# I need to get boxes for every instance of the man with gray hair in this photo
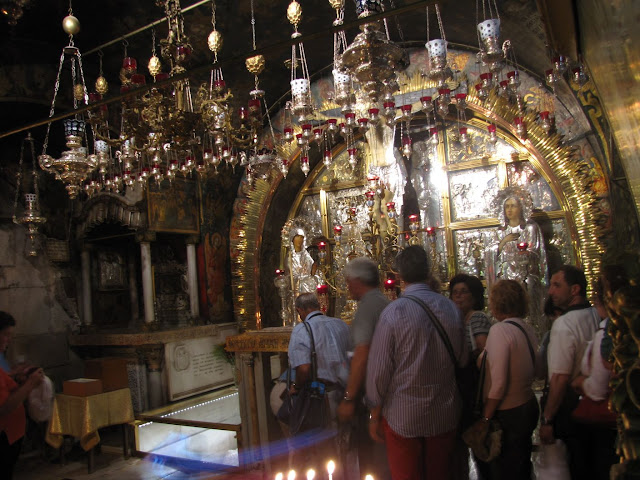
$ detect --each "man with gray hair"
[337,257,390,478]
[287,293,351,472]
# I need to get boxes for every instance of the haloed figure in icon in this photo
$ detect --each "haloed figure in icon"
[486,187,548,337]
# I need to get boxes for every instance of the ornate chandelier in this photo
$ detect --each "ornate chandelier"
[32,0,575,203]
[38,8,96,199]
[339,0,408,106]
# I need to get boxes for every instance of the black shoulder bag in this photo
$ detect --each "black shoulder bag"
[404,295,477,429]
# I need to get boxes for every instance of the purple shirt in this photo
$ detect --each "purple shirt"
[366,283,468,437]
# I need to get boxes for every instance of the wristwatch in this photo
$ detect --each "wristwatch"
[343,391,354,402]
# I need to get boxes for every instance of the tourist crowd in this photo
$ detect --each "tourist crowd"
[281,245,628,480]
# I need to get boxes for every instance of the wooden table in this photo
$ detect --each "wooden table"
[46,388,134,473]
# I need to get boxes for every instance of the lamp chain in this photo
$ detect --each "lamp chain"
[250,0,256,51]
[12,137,25,219]
[436,4,445,43]
[98,50,104,76]
[41,50,66,155]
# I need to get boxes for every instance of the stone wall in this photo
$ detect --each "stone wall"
[0,223,84,389]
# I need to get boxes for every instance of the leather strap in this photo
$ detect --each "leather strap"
[504,320,535,366]
[403,295,460,369]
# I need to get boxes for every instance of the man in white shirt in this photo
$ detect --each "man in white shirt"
[540,265,604,478]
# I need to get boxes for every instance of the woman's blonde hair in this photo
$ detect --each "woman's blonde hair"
[489,279,529,318]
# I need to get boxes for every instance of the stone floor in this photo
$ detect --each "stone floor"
[12,425,262,480]
[13,448,261,480]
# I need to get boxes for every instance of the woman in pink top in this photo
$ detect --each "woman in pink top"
[479,280,541,480]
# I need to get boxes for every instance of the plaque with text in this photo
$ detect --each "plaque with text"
[165,336,234,401]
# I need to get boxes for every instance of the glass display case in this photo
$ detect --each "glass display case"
[134,387,241,469]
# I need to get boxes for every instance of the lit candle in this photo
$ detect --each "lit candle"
[327,460,335,480]
[334,225,342,235]
[384,278,395,290]
[288,470,296,480]
[306,469,315,480]
[275,474,283,480]
[517,242,529,252]
[426,227,436,237]
[365,475,374,480]
[317,284,329,295]
[318,241,326,251]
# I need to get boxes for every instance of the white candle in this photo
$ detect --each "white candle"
[327,460,335,480]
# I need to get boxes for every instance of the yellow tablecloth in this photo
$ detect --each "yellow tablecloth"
[46,388,134,451]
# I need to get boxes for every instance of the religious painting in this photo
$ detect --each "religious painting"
[200,171,241,323]
[147,177,200,234]
[97,250,127,290]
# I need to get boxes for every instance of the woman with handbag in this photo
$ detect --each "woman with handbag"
[449,274,493,480]
[478,280,541,480]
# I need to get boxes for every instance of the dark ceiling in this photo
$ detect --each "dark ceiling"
[0,0,574,237]
[0,0,557,135]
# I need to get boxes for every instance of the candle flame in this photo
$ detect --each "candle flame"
[365,475,374,480]
[287,470,296,480]
[275,474,283,480]
[327,460,335,474]
[306,469,315,480]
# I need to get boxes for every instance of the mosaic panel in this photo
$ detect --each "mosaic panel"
[445,124,517,165]
[507,161,560,211]
[448,165,500,221]
[453,227,500,278]
[544,217,576,274]
[296,194,322,232]
[326,187,369,237]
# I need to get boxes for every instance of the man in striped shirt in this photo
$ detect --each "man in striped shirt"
[366,246,468,480]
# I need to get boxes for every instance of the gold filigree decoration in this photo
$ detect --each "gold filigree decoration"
[230,169,283,331]
[464,88,605,289]
[231,56,608,330]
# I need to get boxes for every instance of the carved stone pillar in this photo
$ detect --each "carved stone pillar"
[137,231,156,326]
[185,235,200,321]
[80,247,93,327]
[140,345,165,409]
